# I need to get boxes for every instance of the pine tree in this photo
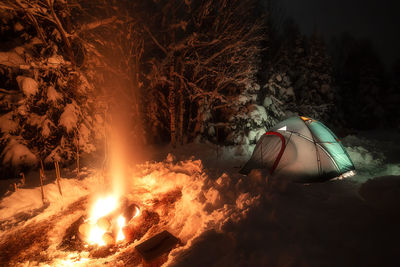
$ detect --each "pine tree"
[333,36,386,129]
[0,0,118,174]
[296,32,336,122]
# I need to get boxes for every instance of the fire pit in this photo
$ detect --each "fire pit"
[78,196,140,246]
[58,196,160,257]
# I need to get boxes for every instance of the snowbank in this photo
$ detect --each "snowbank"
[1,137,37,168]
[1,132,399,266]
[342,134,400,181]
[0,112,18,133]
[0,155,262,266]
[16,76,39,97]
[0,51,25,67]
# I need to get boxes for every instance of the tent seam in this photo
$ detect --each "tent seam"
[287,130,341,173]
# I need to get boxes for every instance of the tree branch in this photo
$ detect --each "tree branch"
[143,25,168,55]
[76,16,118,33]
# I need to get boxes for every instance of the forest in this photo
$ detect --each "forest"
[0,0,399,175]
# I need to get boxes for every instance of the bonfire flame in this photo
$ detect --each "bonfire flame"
[80,195,140,246]
[80,115,142,247]
[116,215,126,242]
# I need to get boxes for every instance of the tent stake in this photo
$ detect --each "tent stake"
[39,169,45,205]
[55,161,63,196]
[74,132,80,177]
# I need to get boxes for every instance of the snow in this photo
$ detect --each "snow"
[0,132,399,266]
[41,119,54,137]
[262,96,273,107]
[1,137,37,167]
[78,124,96,153]
[14,22,24,32]
[59,103,79,132]
[25,114,54,137]
[342,133,400,180]
[47,86,62,102]
[16,76,39,97]
[48,55,65,66]
[0,112,18,133]
[248,127,265,143]
[0,51,25,67]
[247,104,267,126]
[44,146,63,164]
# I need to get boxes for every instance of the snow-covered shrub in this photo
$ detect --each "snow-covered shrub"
[1,137,37,168]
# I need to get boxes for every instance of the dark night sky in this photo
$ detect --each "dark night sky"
[279,0,400,68]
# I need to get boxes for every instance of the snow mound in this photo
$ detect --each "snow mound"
[342,134,400,180]
[0,174,98,222]
[16,76,39,97]
[346,145,383,171]
[0,137,37,168]
[128,157,261,248]
[0,156,262,266]
[0,51,25,67]
[0,112,18,133]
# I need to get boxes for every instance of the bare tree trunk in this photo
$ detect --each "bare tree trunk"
[178,80,185,145]
[169,65,177,147]
[134,40,144,127]
[178,59,185,145]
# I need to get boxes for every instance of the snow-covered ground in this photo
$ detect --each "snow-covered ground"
[0,131,399,266]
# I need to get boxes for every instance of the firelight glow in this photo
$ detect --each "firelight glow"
[116,215,126,242]
[89,196,118,223]
[87,225,106,246]
[86,195,119,246]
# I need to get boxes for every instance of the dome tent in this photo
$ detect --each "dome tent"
[240,116,355,182]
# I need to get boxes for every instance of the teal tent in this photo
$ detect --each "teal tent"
[240,116,355,182]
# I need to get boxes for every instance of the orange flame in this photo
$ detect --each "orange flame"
[116,215,126,242]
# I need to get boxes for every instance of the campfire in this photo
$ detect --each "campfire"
[78,196,140,246]
[58,187,180,263]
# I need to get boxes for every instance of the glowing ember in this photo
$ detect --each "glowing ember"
[133,205,140,218]
[116,215,126,242]
[87,225,106,246]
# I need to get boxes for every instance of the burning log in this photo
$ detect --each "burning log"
[78,222,90,238]
[97,217,111,231]
[102,233,115,246]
